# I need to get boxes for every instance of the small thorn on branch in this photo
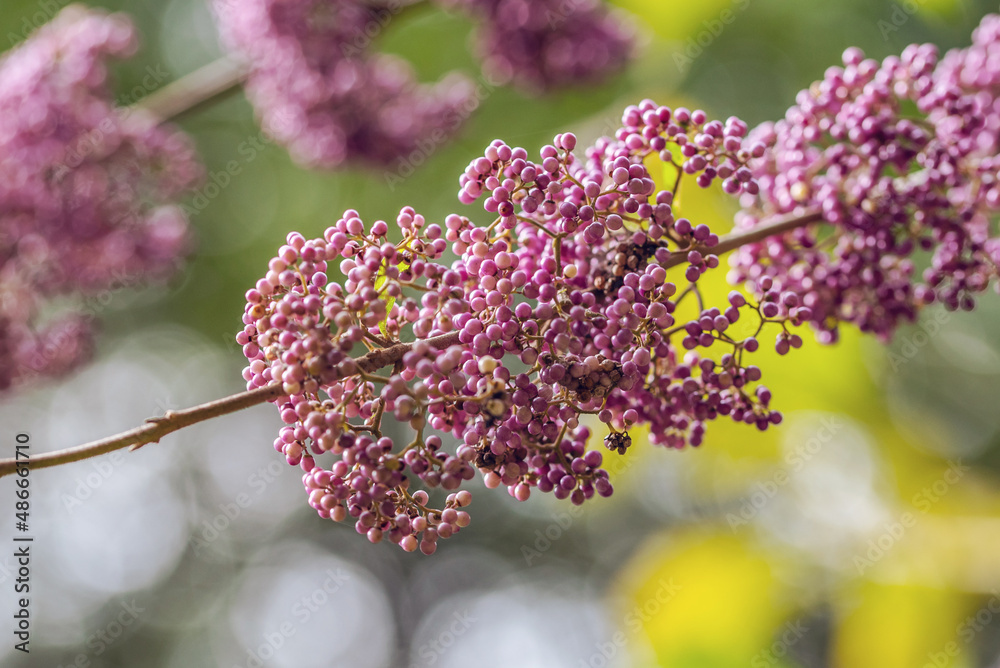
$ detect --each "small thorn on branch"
[145,412,174,425]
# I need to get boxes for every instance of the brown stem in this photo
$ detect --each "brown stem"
[135,56,250,122]
[663,208,824,269]
[0,331,460,478]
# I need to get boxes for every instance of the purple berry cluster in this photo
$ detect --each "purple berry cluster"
[213,0,477,169]
[240,101,785,553]
[732,14,1000,342]
[434,0,633,91]
[0,6,201,391]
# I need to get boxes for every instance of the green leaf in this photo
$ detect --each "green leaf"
[375,258,409,338]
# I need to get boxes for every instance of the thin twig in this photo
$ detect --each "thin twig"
[135,56,250,122]
[132,0,434,123]
[663,208,824,269]
[0,331,461,478]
